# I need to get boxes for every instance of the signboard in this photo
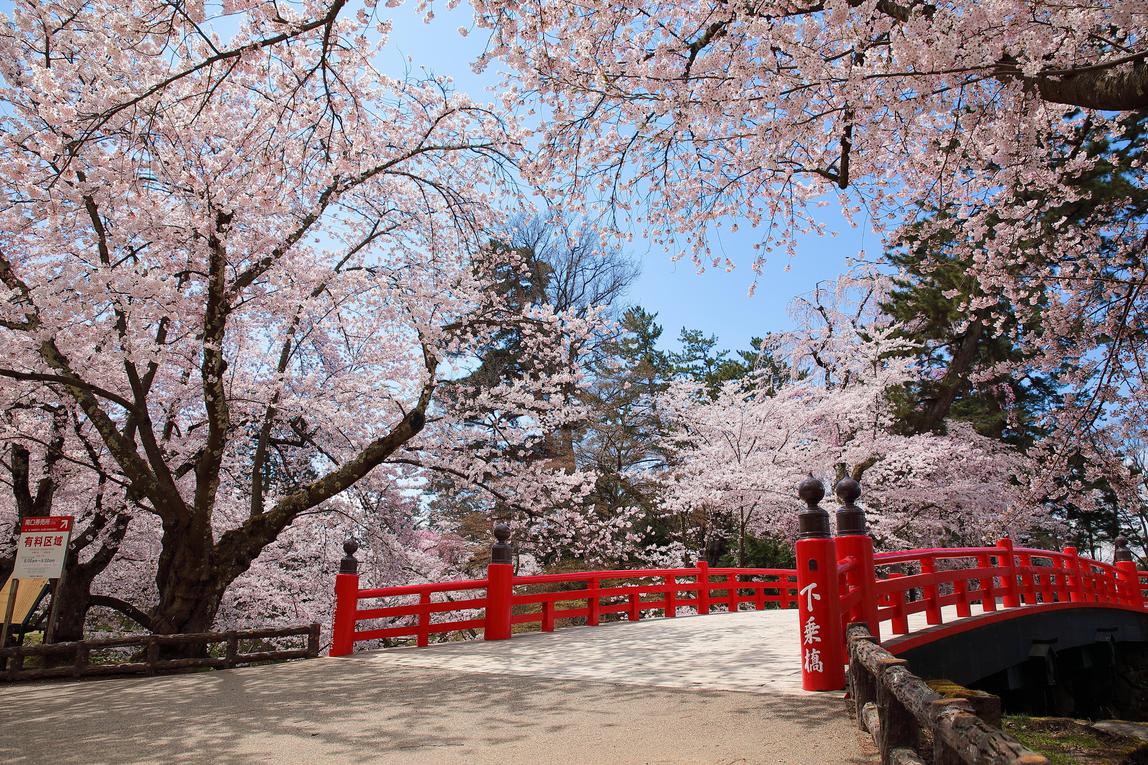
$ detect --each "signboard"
[12,516,73,579]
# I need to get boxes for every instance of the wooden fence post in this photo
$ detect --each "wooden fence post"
[307,623,321,657]
[330,539,361,657]
[484,523,514,641]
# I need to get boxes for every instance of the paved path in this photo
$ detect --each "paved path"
[0,611,878,765]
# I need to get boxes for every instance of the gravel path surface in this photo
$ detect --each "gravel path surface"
[0,657,875,764]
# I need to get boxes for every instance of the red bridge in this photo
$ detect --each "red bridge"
[330,477,1148,696]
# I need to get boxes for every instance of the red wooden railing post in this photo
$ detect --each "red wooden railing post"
[919,555,942,625]
[665,575,677,617]
[833,478,879,636]
[1115,537,1141,609]
[726,576,739,613]
[886,572,910,634]
[697,560,711,615]
[997,537,1020,608]
[795,476,844,691]
[587,575,601,626]
[976,551,997,611]
[331,539,360,657]
[1052,554,1069,603]
[484,523,514,641]
[1063,545,1084,603]
[1017,552,1036,605]
[417,591,431,647]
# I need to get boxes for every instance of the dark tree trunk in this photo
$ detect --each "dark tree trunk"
[50,567,98,643]
[151,516,223,635]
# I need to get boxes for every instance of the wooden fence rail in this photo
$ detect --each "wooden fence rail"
[846,623,1048,765]
[1,623,320,682]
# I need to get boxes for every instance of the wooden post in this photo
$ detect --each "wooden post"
[886,572,910,635]
[697,560,710,615]
[587,576,600,626]
[796,475,845,691]
[726,575,738,614]
[484,523,514,641]
[997,537,1020,608]
[1063,546,1084,603]
[1017,552,1036,605]
[877,667,920,761]
[0,578,19,652]
[43,572,65,645]
[919,556,942,626]
[146,635,159,675]
[665,575,676,617]
[1115,537,1140,609]
[330,539,361,656]
[954,573,972,618]
[307,623,321,657]
[417,590,431,647]
[1052,553,1070,603]
[542,600,556,631]
[973,552,996,612]
[834,478,879,636]
[225,631,238,668]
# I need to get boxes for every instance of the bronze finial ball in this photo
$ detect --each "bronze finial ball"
[834,477,867,536]
[491,522,513,564]
[798,474,826,507]
[797,475,830,539]
[835,477,861,505]
[1115,535,1133,563]
[339,538,360,574]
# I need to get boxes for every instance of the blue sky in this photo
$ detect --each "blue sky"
[380,5,873,353]
[0,1,871,354]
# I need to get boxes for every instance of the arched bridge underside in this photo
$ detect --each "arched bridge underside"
[886,604,1148,687]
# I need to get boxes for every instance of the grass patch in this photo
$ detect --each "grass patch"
[1004,715,1148,764]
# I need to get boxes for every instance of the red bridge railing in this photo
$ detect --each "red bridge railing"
[329,478,1147,698]
[329,533,797,656]
[796,476,1147,692]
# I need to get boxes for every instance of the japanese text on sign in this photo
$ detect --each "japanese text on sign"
[13,516,73,579]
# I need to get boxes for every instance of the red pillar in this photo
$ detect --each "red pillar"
[697,560,711,615]
[484,523,514,641]
[920,556,942,625]
[834,477,878,637]
[330,539,360,657]
[1115,536,1142,609]
[1063,546,1084,603]
[796,476,845,692]
[997,537,1020,608]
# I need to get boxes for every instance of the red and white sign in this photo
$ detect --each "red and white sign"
[13,516,73,579]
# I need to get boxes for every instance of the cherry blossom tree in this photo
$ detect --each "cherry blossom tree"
[656,274,1056,555]
[470,0,1148,488]
[0,1,598,636]
[0,388,137,641]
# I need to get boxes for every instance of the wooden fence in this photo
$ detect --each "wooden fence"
[1,623,320,681]
[846,623,1048,765]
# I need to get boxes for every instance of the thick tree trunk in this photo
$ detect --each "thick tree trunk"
[50,568,98,644]
[151,517,223,636]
